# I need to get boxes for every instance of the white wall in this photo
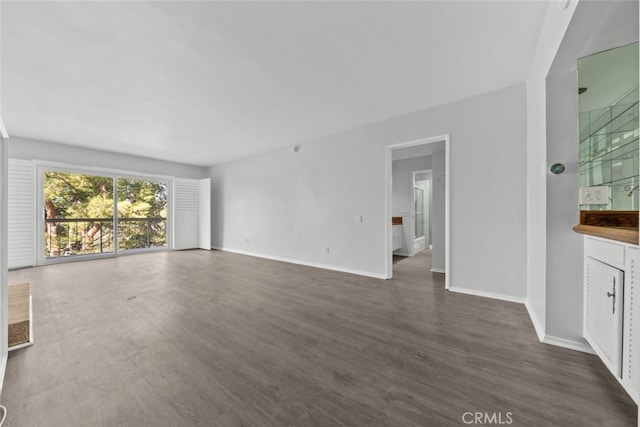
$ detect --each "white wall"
[8,136,207,179]
[545,71,584,343]
[392,155,431,255]
[525,0,579,341]
[546,1,638,346]
[0,3,10,392]
[210,82,528,298]
[526,0,638,347]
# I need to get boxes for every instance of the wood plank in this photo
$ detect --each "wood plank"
[573,224,639,244]
[579,210,639,228]
[3,250,638,426]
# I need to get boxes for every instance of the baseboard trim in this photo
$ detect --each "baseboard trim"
[541,335,594,354]
[525,302,545,342]
[524,302,594,354]
[448,286,525,304]
[211,246,387,280]
[430,268,445,274]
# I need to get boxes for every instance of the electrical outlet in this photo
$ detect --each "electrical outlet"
[579,186,609,205]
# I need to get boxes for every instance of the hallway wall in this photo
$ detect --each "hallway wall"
[210,83,528,299]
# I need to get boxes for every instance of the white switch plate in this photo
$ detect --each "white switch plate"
[579,186,609,205]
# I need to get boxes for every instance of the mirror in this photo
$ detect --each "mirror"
[578,42,639,211]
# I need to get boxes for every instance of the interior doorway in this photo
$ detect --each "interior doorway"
[385,134,450,289]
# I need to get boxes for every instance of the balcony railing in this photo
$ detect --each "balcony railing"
[45,217,167,257]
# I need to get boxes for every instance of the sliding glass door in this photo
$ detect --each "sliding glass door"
[44,171,115,258]
[117,178,168,251]
[42,169,169,262]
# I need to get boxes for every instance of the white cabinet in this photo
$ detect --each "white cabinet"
[583,236,640,404]
[585,256,624,377]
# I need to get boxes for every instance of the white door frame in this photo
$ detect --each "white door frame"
[385,133,450,289]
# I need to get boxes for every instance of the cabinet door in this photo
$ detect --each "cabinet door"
[585,256,624,378]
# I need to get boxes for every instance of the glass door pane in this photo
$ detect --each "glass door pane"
[415,187,424,239]
[117,178,168,251]
[44,172,114,258]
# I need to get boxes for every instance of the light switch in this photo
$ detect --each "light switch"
[579,186,609,205]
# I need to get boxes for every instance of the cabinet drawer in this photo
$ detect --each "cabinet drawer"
[585,237,625,268]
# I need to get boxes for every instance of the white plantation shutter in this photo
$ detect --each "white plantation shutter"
[8,159,35,269]
[173,178,199,250]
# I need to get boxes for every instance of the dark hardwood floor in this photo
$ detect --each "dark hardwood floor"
[2,249,637,426]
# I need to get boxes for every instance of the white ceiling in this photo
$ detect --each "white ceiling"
[0,1,549,167]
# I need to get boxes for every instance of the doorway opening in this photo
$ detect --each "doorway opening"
[385,134,450,289]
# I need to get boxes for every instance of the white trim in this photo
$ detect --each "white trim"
[0,116,8,139]
[525,301,545,342]
[8,341,33,351]
[0,353,6,396]
[525,301,595,354]
[32,159,174,183]
[385,134,450,289]
[212,246,388,280]
[430,268,446,274]
[198,178,211,250]
[448,286,526,304]
[444,135,450,290]
[541,334,594,354]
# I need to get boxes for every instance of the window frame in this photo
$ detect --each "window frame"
[36,162,173,265]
